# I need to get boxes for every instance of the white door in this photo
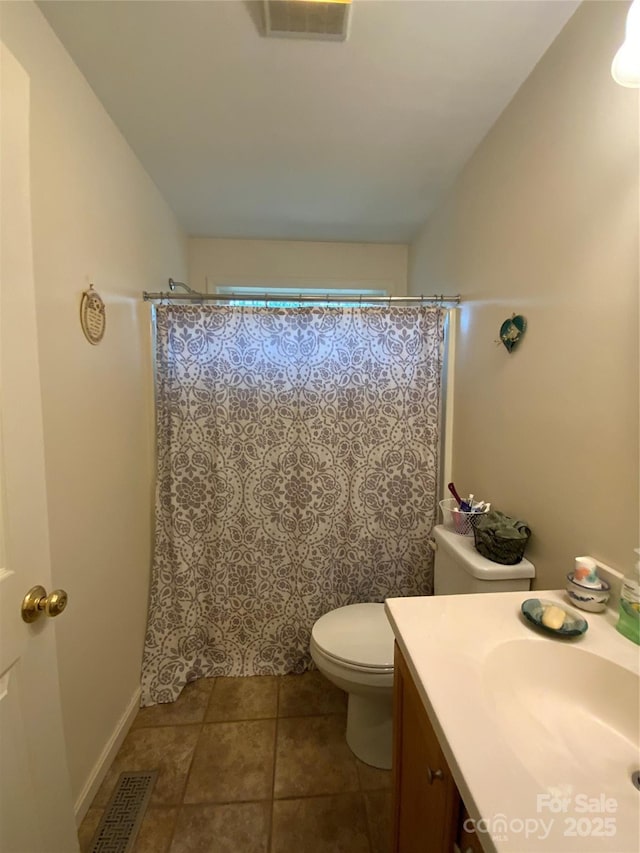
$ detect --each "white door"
[0,43,79,853]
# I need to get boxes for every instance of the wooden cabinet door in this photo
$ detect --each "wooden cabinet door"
[458,807,485,853]
[392,643,460,853]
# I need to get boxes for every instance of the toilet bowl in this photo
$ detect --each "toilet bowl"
[310,602,395,769]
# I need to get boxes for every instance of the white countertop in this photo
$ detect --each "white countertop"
[385,590,640,853]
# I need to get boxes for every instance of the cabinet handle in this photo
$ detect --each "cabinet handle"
[426,767,444,784]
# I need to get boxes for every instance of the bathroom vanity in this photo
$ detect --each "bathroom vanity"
[392,640,482,852]
[385,590,640,853]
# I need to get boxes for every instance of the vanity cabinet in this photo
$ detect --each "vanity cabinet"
[392,642,483,853]
[458,807,485,853]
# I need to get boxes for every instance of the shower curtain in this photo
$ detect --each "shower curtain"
[141,304,446,705]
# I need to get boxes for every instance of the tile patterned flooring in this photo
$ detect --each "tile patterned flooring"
[78,672,392,853]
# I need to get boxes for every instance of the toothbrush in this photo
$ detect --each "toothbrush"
[448,482,463,506]
[460,493,473,512]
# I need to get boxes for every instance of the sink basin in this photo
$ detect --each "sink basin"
[483,639,639,790]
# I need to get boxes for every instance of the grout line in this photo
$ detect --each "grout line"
[163,804,182,853]
[134,713,281,730]
[267,679,282,853]
[178,798,274,806]
[176,791,368,807]
[356,757,380,853]
[275,708,347,718]
[133,708,346,733]
[270,789,361,804]
[168,783,387,808]
[156,804,182,853]
[175,719,205,812]
[361,789,375,853]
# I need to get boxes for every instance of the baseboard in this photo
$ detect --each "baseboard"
[74,686,141,826]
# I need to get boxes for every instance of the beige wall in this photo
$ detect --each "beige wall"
[1,1,187,808]
[189,237,408,296]
[409,1,639,589]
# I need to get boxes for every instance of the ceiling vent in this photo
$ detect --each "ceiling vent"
[263,1,351,42]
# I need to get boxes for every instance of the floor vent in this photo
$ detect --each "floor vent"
[264,1,351,41]
[88,771,158,853]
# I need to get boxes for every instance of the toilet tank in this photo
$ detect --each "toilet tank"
[433,525,534,594]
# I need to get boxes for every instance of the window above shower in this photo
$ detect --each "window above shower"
[214,285,387,307]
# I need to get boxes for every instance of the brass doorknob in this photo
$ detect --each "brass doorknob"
[21,585,68,623]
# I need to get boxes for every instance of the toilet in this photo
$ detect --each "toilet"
[310,524,535,769]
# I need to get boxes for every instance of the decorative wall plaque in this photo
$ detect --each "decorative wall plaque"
[498,314,527,353]
[80,284,106,345]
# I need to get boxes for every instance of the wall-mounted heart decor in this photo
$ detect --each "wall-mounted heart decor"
[499,314,527,353]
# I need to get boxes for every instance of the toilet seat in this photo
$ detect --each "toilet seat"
[311,603,395,672]
[312,643,393,675]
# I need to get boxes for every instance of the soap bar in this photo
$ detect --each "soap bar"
[542,604,566,630]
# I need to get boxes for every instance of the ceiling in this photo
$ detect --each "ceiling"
[39,0,579,243]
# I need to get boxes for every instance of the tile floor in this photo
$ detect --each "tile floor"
[78,672,392,853]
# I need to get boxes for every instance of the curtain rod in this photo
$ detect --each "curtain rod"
[142,280,460,305]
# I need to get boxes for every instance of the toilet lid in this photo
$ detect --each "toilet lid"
[311,603,395,670]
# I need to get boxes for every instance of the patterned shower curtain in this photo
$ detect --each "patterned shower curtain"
[141,304,446,705]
